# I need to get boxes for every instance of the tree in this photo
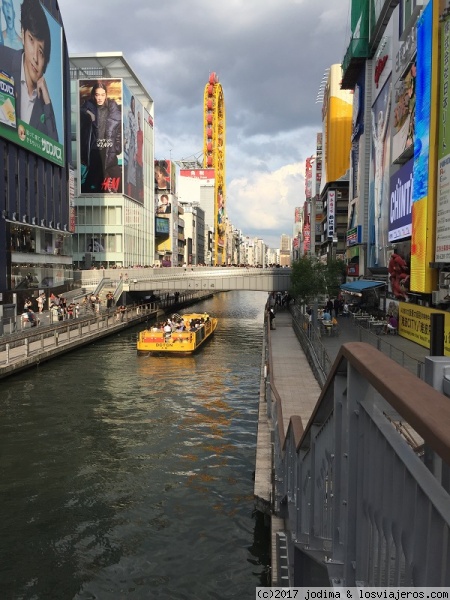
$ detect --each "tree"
[323,258,346,298]
[289,256,328,307]
[289,256,346,307]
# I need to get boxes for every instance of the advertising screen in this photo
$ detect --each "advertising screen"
[123,82,143,204]
[155,217,170,235]
[0,0,64,166]
[79,78,123,195]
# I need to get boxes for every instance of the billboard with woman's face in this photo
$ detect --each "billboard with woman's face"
[0,0,64,166]
[78,78,123,195]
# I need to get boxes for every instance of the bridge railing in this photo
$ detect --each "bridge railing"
[75,266,292,292]
[267,339,450,586]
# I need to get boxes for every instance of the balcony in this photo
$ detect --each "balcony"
[341,36,369,89]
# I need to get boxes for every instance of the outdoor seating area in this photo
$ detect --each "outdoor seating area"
[320,321,339,337]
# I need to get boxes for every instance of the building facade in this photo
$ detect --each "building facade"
[69,53,155,269]
[0,0,73,315]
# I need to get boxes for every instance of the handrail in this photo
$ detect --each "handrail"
[268,339,450,585]
[315,343,450,463]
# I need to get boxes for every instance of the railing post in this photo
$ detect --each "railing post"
[55,331,59,347]
[5,343,9,365]
[25,338,29,357]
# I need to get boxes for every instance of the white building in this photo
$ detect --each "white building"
[69,53,155,268]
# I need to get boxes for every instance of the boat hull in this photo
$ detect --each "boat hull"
[137,313,218,355]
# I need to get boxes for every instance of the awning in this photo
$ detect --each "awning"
[340,280,386,293]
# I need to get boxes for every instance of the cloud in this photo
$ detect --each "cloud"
[59,0,351,248]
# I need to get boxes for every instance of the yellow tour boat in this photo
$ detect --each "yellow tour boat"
[137,312,218,355]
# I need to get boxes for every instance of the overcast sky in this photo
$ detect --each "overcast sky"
[59,0,351,249]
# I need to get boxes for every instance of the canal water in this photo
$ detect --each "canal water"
[0,291,270,599]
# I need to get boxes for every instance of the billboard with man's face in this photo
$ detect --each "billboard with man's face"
[78,78,123,195]
[0,0,64,166]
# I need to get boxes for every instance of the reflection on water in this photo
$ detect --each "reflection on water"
[0,291,270,599]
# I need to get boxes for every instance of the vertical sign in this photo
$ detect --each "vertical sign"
[327,190,335,238]
[436,13,450,262]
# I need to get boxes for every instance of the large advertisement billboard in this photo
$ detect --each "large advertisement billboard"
[369,76,392,267]
[0,0,64,166]
[79,78,123,195]
[411,0,437,293]
[392,63,416,162]
[123,82,143,203]
[436,13,450,262]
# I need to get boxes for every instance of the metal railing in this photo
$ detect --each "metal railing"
[0,302,159,367]
[266,337,450,586]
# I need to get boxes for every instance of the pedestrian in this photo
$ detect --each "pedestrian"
[36,293,46,314]
[326,298,333,314]
[333,297,340,318]
[268,307,276,330]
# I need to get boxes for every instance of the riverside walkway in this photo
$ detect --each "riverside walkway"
[254,306,439,585]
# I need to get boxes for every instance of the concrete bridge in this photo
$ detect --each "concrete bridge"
[76,266,292,293]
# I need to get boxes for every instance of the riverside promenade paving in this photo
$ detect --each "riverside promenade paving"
[255,307,436,585]
[267,308,431,437]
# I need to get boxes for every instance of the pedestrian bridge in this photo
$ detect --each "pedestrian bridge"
[76,266,292,293]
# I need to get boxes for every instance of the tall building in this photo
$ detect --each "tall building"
[280,234,292,266]
[178,166,215,265]
[0,0,73,315]
[69,53,155,268]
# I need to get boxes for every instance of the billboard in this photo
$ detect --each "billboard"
[411,0,437,292]
[79,78,123,194]
[369,76,392,267]
[0,0,64,166]
[155,159,176,194]
[123,82,144,203]
[399,302,450,355]
[436,14,450,262]
[389,159,413,242]
[321,65,353,189]
[392,63,416,162]
[156,192,172,214]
